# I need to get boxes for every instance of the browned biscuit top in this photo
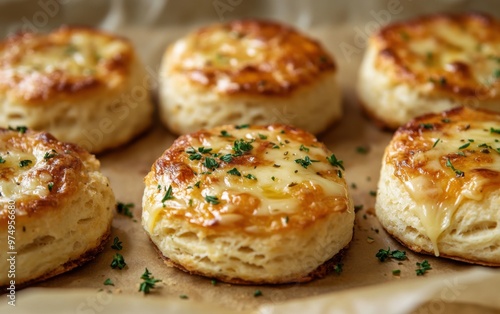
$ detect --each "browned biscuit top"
[164,20,336,97]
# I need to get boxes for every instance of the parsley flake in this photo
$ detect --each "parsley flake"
[194,181,201,188]
[491,127,500,134]
[43,149,57,160]
[179,295,189,299]
[0,156,5,164]
[244,174,257,180]
[111,237,123,250]
[220,154,233,163]
[295,156,319,169]
[254,290,263,297]
[299,144,309,152]
[116,202,134,218]
[376,247,407,262]
[110,253,126,269]
[205,195,220,205]
[162,185,174,203]
[326,154,345,170]
[203,157,219,170]
[139,268,161,294]
[233,139,253,156]
[356,146,369,154]
[47,182,54,192]
[392,269,401,276]
[9,126,27,133]
[432,138,440,148]
[446,158,464,177]
[333,263,343,274]
[258,133,268,140]
[459,142,470,150]
[235,124,250,129]
[19,160,32,167]
[420,123,434,130]
[220,130,232,137]
[227,168,241,176]
[103,278,114,286]
[416,260,432,276]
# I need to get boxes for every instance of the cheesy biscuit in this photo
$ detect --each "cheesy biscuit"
[358,13,500,130]
[0,128,115,287]
[0,26,153,153]
[160,20,341,135]
[142,124,354,284]
[376,107,500,265]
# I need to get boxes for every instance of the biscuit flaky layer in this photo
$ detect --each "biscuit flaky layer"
[358,13,500,129]
[142,124,354,283]
[0,128,115,286]
[376,107,500,266]
[0,26,153,153]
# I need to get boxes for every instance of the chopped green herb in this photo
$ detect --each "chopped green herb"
[203,157,219,170]
[220,130,232,137]
[376,247,407,262]
[392,269,401,276]
[491,127,500,134]
[227,168,241,176]
[432,139,440,148]
[468,139,475,142]
[459,142,470,150]
[244,174,257,180]
[254,290,263,297]
[326,154,345,170]
[47,182,54,191]
[416,260,432,276]
[179,295,188,299]
[211,279,217,286]
[188,153,202,160]
[271,176,276,181]
[233,139,253,156]
[442,118,451,123]
[446,158,464,177]
[295,156,319,169]
[111,237,123,250]
[299,144,309,152]
[198,146,213,154]
[110,253,126,269]
[235,124,250,129]
[116,202,134,218]
[188,199,193,207]
[19,160,32,167]
[420,123,434,130]
[0,156,5,164]
[334,263,343,274]
[284,216,289,224]
[337,170,342,178]
[43,149,57,160]
[367,236,375,244]
[220,154,233,163]
[103,278,114,286]
[9,126,27,133]
[258,133,268,140]
[139,268,161,294]
[194,181,201,188]
[369,190,377,197]
[205,195,220,205]
[494,69,500,79]
[356,146,369,154]
[161,185,174,203]
[478,143,492,149]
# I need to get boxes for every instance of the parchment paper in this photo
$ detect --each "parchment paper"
[1,1,499,313]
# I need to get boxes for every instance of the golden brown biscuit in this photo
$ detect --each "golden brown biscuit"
[142,124,354,284]
[160,20,341,135]
[0,127,115,287]
[0,26,153,153]
[357,13,500,130]
[376,107,500,266]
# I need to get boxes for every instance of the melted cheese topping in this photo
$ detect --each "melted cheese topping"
[375,13,500,100]
[0,128,94,221]
[145,125,350,234]
[387,107,500,254]
[165,20,336,96]
[0,27,133,102]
